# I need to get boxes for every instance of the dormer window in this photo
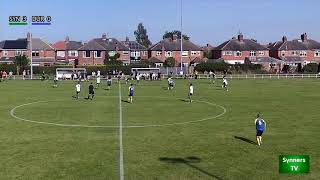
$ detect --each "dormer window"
[156,51,162,56]
[235,51,242,57]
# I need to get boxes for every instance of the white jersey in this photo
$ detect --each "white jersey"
[97,70,101,76]
[76,84,81,92]
[223,79,228,85]
[97,77,101,84]
[136,75,140,80]
[189,86,194,94]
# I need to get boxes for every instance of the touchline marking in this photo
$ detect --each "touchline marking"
[118,82,125,180]
[9,97,227,128]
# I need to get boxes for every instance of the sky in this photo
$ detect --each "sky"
[0,0,319,46]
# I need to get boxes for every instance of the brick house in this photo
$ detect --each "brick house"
[77,33,130,65]
[0,39,28,64]
[52,36,82,65]
[26,33,56,66]
[149,35,203,67]
[212,33,269,64]
[268,33,320,64]
[121,37,148,62]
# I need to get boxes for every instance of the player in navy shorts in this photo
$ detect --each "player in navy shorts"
[128,83,134,103]
[255,114,266,146]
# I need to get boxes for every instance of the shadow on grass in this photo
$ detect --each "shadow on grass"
[159,157,224,180]
[234,136,256,145]
[178,99,189,102]
[121,99,130,103]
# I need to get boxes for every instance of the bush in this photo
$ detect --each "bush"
[303,63,319,73]
[33,65,73,75]
[194,61,228,72]
[0,64,17,74]
[164,57,176,67]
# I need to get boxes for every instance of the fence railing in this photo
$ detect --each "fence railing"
[162,74,320,79]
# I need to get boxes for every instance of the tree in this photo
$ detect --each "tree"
[134,23,152,48]
[163,30,190,40]
[164,57,176,67]
[104,53,122,65]
[14,55,29,75]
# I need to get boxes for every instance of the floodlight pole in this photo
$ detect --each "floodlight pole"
[30,32,33,79]
[180,0,183,72]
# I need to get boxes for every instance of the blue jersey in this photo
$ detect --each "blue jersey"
[129,86,134,96]
[255,118,265,131]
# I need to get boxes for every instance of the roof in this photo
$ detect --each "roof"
[52,41,66,50]
[190,57,204,64]
[148,57,163,63]
[67,41,82,50]
[32,58,55,63]
[250,57,283,64]
[0,41,5,49]
[0,39,28,49]
[0,57,15,62]
[214,39,268,51]
[121,40,147,51]
[26,38,55,51]
[149,38,201,51]
[201,44,214,51]
[94,38,129,51]
[268,35,320,51]
[78,40,106,51]
[280,56,304,63]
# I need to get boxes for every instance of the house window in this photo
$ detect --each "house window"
[94,51,102,58]
[32,51,40,57]
[300,51,307,57]
[182,51,189,57]
[3,51,8,56]
[258,51,265,56]
[108,51,116,56]
[143,51,148,56]
[315,50,320,57]
[83,51,91,58]
[131,51,140,57]
[68,51,78,57]
[15,50,22,56]
[281,50,286,57]
[57,51,65,57]
[123,51,129,55]
[250,51,256,57]
[165,51,173,57]
[223,51,232,56]
[291,51,297,56]
[191,51,200,56]
[156,51,162,56]
[235,51,242,57]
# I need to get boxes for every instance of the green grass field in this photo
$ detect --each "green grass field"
[0,78,319,180]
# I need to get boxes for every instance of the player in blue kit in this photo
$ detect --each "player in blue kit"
[128,83,134,103]
[255,114,266,146]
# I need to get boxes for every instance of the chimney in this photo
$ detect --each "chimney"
[238,33,244,41]
[102,33,107,40]
[282,36,287,42]
[172,34,178,41]
[301,33,308,42]
[27,32,32,41]
[65,36,70,43]
[125,37,129,42]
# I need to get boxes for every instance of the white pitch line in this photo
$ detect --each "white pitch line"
[118,82,124,180]
[9,97,227,128]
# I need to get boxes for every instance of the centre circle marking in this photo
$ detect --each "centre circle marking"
[9,96,227,128]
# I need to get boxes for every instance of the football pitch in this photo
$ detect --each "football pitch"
[0,78,319,180]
